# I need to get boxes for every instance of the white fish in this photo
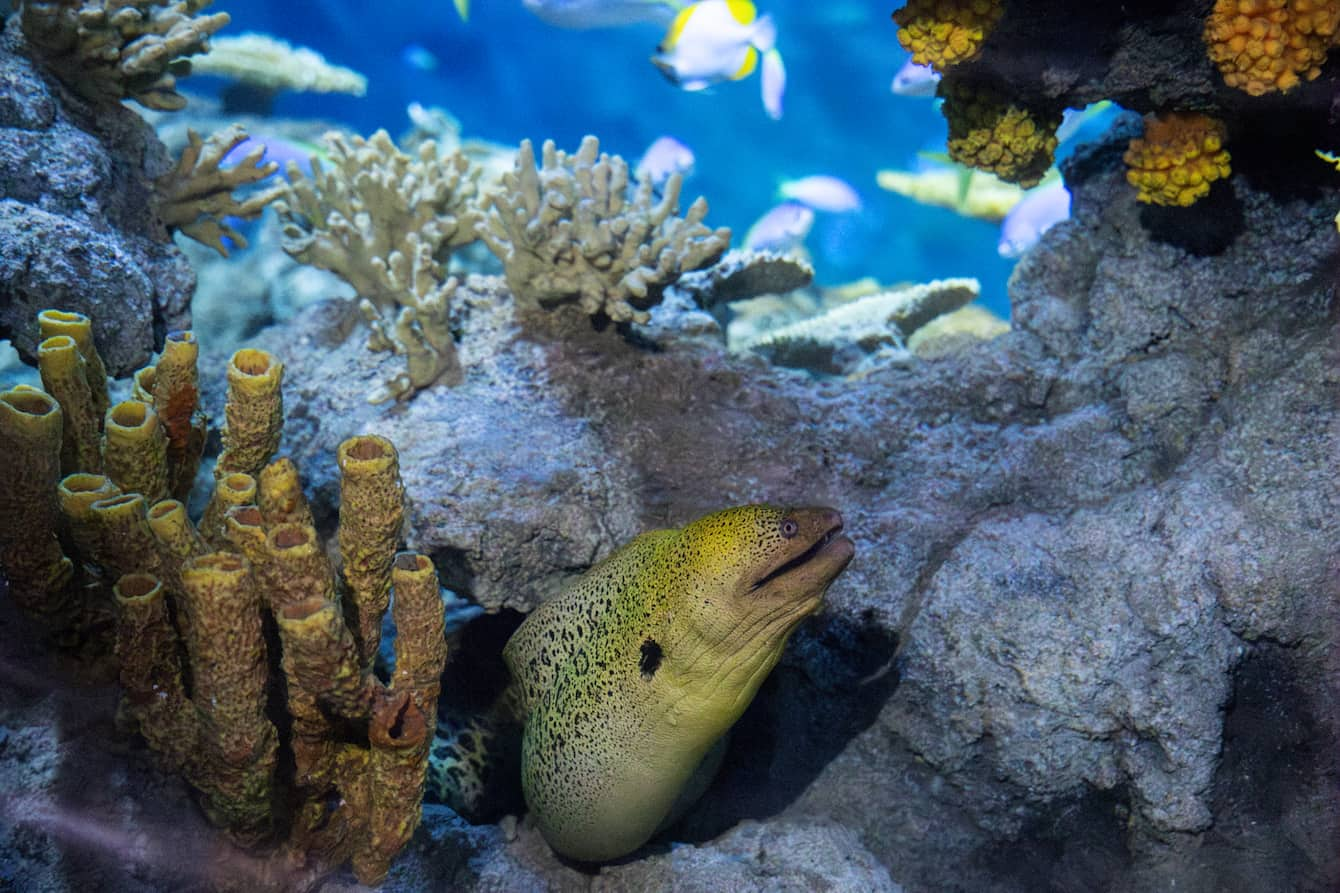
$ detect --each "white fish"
[635,135,696,187]
[523,0,682,28]
[651,0,786,120]
[890,58,939,97]
[743,200,814,253]
[778,174,862,213]
[997,179,1070,258]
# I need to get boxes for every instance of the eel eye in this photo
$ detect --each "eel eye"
[780,518,799,538]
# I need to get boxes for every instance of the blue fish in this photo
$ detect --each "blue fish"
[523,0,683,28]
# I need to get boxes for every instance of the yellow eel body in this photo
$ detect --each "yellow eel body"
[501,504,854,861]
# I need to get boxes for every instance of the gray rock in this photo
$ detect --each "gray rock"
[0,20,193,376]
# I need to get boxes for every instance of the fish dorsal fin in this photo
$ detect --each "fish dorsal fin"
[733,45,759,80]
[664,3,697,50]
[725,0,756,25]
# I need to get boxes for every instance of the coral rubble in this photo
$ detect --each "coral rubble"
[0,309,448,887]
[479,135,731,323]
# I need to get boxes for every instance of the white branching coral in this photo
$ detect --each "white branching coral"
[154,125,285,256]
[20,0,230,111]
[478,136,731,323]
[191,32,368,96]
[274,129,482,402]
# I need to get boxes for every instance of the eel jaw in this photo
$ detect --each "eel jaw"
[749,508,855,602]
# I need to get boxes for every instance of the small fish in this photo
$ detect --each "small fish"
[743,200,814,253]
[454,0,469,19]
[890,58,939,98]
[651,0,786,120]
[997,179,1070,258]
[401,43,439,71]
[635,135,695,187]
[524,0,682,28]
[1055,100,1115,145]
[221,135,322,178]
[778,174,862,213]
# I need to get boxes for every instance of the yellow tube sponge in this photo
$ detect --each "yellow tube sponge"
[1205,0,1340,96]
[354,688,431,886]
[337,435,405,668]
[89,493,162,583]
[179,552,278,843]
[893,0,1005,71]
[479,136,731,323]
[38,334,101,474]
[390,552,447,720]
[1123,112,1232,207]
[152,331,208,500]
[276,595,376,721]
[222,504,269,568]
[264,523,337,613]
[0,387,75,625]
[20,0,230,111]
[113,572,196,775]
[258,457,315,528]
[58,473,121,561]
[101,401,170,504]
[200,472,258,548]
[38,310,108,421]
[132,366,157,404]
[940,79,1061,188]
[146,499,207,629]
[154,126,286,257]
[217,348,283,478]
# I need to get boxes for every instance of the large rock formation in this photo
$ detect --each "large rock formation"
[0,19,193,376]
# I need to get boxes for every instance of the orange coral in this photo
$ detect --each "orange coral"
[940,79,1060,188]
[892,0,1005,71]
[1204,0,1340,96]
[1123,113,1232,207]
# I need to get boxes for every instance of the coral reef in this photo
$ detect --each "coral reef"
[0,310,448,887]
[218,121,1340,891]
[478,135,731,323]
[892,0,1004,70]
[192,32,368,96]
[19,0,229,111]
[1123,111,1232,206]
[1204,0,1340,95]
[154,125,286,256]
[275,129,481,402]
[939,79,1060,188]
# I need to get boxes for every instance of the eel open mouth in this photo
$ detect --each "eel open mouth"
[750,514,852,593]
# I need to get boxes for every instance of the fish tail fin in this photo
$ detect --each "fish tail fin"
[761,47,785,120]
[453,0,469,20]
[750,12,777,52]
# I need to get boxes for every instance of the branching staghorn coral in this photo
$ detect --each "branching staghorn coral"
[19,0,230,111]
[892,0,1004,71]
[275,130,481,402]
[1124,112,1232,207]
[0,309,448,887]
[478,135,731,323]
[154,125,287,256]
[1204,0,1340,96]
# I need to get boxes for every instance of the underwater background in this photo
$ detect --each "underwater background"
[197,0,1021,313]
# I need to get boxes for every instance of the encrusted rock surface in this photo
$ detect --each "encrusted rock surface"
[0,20,193,376]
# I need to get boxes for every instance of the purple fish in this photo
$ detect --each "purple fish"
[998,179,1070,258]
[778,174,862,213]
[743,200,815,252]
[635,135,695,187]
[221,135,317,178]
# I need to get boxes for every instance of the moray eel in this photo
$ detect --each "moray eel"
[461,503,854,862]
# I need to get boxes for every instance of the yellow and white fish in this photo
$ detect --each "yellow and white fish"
[651,0,786,120]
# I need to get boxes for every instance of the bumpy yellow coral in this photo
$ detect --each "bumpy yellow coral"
[1124,113,1232,207]
[940,80,1061,189]
[893,0,1004,70]
[1204,0,1340,96]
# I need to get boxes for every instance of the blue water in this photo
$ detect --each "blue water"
[215,1,1020,315]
